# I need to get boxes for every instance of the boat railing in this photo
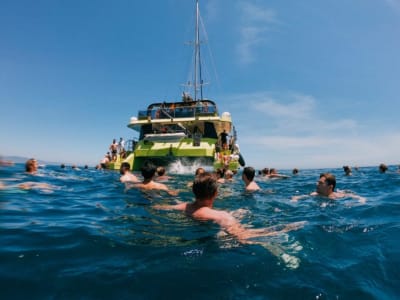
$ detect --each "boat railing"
[126,139,137,152]
[137,104,217,121]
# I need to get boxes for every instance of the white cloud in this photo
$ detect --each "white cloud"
[224,90,398,169]
[227,91,359,135]
[255,94,315,119]
[239,1,277,24]
[235,2,277,64]
[240,132,400,169]
[384,0,400,11]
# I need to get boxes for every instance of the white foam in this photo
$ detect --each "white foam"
[167,159,213,175]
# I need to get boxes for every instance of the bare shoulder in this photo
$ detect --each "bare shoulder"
[153,181,169,190]
[193,208,235,227]
[246,182,261,192]
[154,202,187,211]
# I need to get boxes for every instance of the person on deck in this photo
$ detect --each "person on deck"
[109,139,118,161]
[118,137,125,154]
[220,129,228,147]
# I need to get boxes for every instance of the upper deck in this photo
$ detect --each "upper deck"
[137,99,218,121]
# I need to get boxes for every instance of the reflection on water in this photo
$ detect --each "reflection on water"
[1,163,400,299]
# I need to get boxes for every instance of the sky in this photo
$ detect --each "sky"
[1,0,400,170]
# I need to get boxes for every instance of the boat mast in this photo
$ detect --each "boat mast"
[194,0,203,101]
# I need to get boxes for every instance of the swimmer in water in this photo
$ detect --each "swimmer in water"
[126,160,178,196]
[155,172,305,247]
[292,173,366,203]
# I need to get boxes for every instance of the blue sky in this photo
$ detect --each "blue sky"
[1,0,399,170]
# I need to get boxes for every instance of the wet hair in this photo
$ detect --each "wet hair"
[243,166,256,181]
[261,168,269,175]
[379,163,388,173]
[141,160,157,179]
[215,168,225,178]
[269,168,277,174]
[120,162,131,175]
[225,169,233,179]
[156,166,166,176]
[25,158,37,172]
[292,168,299,175]
[192,172,218,201]
[343,165,351,175]
[195,167,206,176]
[320,173,336,191]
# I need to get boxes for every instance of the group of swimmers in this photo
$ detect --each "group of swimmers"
[118,160,306,263]
[2,157,398,268]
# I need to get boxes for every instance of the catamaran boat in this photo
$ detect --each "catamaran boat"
[107,1,245,171]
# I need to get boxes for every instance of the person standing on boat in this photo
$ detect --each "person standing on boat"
[118,137,125,153]
[118,137,127,159]
[220,129,228,147]
[109,139,118,161]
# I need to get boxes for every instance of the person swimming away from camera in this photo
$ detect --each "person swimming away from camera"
[119,162,140,183]
[155,172,305,242]
[242,166,261,192]
[126,160,178,196]
[155,166,172,181]
[154,172,306,268]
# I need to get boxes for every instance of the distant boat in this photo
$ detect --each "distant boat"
[108,0,245,171]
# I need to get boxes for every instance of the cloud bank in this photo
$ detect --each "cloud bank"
[226,91,399,169]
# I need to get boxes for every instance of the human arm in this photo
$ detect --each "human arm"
[336,190,366,203]
[291,193,314,201]
[153,202,187,211]
[208,210,306,242]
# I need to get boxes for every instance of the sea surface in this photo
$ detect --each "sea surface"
[1,163,399,299]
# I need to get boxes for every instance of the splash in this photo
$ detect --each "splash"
[167,159,213,175]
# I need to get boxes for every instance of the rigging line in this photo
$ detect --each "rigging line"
[199,12,222,95]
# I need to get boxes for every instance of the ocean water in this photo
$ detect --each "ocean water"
[1,163,399,299]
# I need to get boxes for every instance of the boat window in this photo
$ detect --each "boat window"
[140,124,153,139]
[140,100,217,119]
[203,122,218,139]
